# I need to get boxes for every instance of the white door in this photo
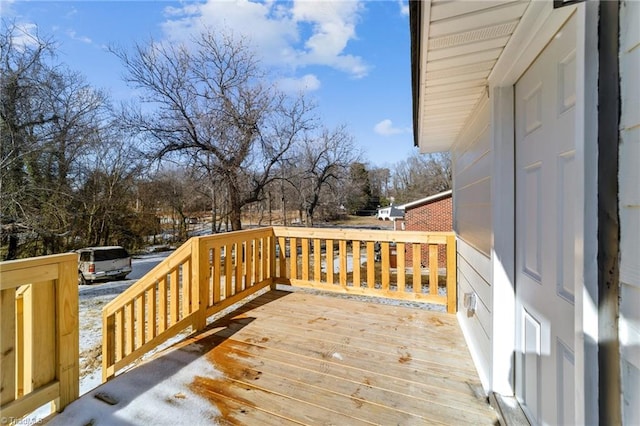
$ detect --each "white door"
[515,14,577,426]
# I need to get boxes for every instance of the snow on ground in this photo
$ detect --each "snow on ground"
[47,343,223,426]
[23,245,446,424]
[24,252,175,423]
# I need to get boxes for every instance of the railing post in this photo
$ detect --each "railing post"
[192,237,209,331]
[270,230,277,290]
[446,234,457,314]
[54,258,79,411]
[0,287,16,407]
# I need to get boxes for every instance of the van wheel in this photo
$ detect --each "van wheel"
[78,272,87,285]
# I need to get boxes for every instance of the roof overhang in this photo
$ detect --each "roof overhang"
[400,189,453,210]
[410,0,531,153]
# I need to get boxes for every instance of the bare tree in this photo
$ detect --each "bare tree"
[112,29,315,230]
[368,166,391,204]
[390,152,451,203]
[1,21,110,257]
[74,125,145,248]
[289,125,360,225]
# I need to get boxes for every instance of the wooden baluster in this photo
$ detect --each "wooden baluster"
[413,244,421,294]
[148,285,157,339]
[381,243,390,291]
[397,243,406,293]
[136,293,145,349]
[352,241,361,288]
[235,242,244,293]
[326,240,334,285]
[302,238,310,281]
[339,240,347,288]
[170,269,179,325]
[158,278,167,333]
[366,241,375,289]
[429,244,439,296]
[246,240,254,288]
[314,239,322,282]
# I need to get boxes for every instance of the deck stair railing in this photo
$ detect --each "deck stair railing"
[0,253,79,421]
[101,228,274,381]
[101,226,456,380]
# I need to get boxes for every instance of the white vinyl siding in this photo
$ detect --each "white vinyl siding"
[452,95,492,256]
[619,1,640,424]
[456,239,492,388]
[452,95,493,389]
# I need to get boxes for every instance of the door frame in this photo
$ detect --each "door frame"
[487,2,599,424]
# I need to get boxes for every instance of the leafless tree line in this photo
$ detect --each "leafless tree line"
[1,21,450,259]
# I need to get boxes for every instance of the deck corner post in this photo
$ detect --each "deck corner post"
[0,285,17,407]
[446,234,457,314]
[193,237,209,331]
[55,257,79,411]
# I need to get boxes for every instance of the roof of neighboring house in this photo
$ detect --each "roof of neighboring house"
[400,190,452,211]
[376,205,405,220]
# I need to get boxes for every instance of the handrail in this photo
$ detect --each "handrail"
[102,226,457,380]
[102,229,275,380]
[272,227,456,312]
[0,253,79,420]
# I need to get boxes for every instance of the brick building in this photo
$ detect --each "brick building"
[400,190,452,268]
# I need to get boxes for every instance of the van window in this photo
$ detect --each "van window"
[94,248,129,261]
[79,252,91,262]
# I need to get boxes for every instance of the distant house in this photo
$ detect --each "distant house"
[375,205,405,222]
[401,190,453,268]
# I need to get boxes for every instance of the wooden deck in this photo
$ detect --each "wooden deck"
[54,290,498,425]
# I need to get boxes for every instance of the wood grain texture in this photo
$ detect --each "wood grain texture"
[66,290,496,425]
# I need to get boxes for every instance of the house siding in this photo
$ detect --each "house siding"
[456,239,492,388]
[403,196,452,268]
[452,95,493,389]
[619,1,640,424]
[452,95,492,257]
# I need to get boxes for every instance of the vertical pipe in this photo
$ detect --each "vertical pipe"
[597,1,621,424]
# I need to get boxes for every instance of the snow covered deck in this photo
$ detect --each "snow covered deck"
[49,289,498,425]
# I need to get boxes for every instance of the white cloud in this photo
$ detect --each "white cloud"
[374,119,410,136]
[10,22,40,48]
[67,29,92,44]
[277,74,321,93]
[160,0,369,78]
[398,0,409,17]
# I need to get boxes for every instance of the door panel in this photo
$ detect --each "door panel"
[515,13,577,426]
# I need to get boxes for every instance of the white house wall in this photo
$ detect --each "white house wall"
[619,1,640,423]
[453,95,492,256]
[452,94,493,389]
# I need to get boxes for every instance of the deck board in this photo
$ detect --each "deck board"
[180,290,497,425]
[51,290,498,425]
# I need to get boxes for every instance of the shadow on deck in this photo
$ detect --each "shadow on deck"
[49,290,498,425]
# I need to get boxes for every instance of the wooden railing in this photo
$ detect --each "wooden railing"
[102,226,456,380]
[102,228,275,380]
[0,253,79,421]
[272,227,456,312]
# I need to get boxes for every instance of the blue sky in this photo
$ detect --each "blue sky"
[2,0,418,167]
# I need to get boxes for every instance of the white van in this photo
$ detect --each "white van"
[77,246,132,285]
